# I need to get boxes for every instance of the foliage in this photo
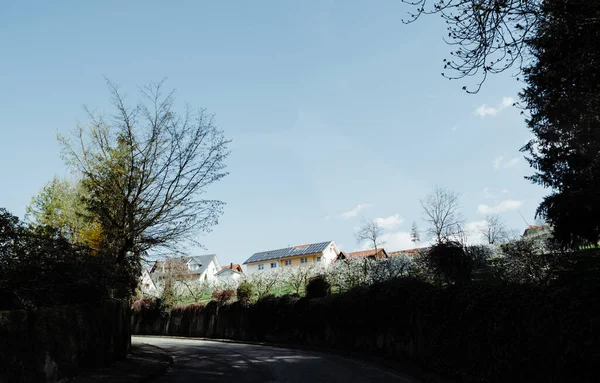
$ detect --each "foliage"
[244,270,284,298]
[520,0,600,249]
[132,276,599,382]
[495,239,563,286]
[305,274,331,299]
[211,289,236,305]
[26,177,105,251]
[417,241,473,286]
[57,79,230,269]
[282,265,319,295]
[236,281,254,304]
[0,208,119,309]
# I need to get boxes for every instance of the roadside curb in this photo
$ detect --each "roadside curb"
[133,335,450,383]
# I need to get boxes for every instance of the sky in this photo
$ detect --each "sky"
[0,0,547,267]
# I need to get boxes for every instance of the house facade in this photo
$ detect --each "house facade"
[216,264,244,283]
[243,241,340,274]
[146,254,221,284]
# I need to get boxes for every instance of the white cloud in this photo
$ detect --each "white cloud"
[465,220,488,244]
[477,199,523,214]
[501,96,515,108]
[493,156,504,169]
[475,104,498,118]
[493,156,520,169]
[474,96,515,118]
[504,157,520,168]
[340,203,372,219]
[501,188,509,193]
[373,214,404,230]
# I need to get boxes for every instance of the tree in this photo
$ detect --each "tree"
[478,214,509,245]
[26,177,104,251]
[58,80,230,266]
[421,186,465,243]
[410,221,420,244]
[283,265,316,295]
[355,218,385,256]
[520,0,600,248]
[402,0,542,93]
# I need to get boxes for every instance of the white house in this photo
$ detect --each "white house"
[142,254,221,292]
[215,263,244,283]
[243,241,340,274]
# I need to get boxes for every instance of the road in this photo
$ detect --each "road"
[136,336,419,383]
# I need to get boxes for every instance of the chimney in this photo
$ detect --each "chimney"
[230,262,233,269]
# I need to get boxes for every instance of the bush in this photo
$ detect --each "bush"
[212,289,236,305]
[418,241,473,286]
[0,208,119,309]
[305,274,331,298]
[236,281,254,304]
[131,296,167,318]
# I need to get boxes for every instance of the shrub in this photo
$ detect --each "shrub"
[305,274,331,298]
[131,296,167,318]
[236,281,254,304]
[212,289,236,305]
[419,241,473,286]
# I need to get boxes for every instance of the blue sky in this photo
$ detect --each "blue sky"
[0,0,546,265]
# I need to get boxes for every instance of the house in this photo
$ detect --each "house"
[149,254,222,282]
[336,248,389,261]
[216,263,244,283]
[140,268,159,295]
[243,241,340,274]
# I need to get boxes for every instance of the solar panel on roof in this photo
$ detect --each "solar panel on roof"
[243,241,332,264]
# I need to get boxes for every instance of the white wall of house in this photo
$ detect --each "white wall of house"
[322,242,340,265]
[216,269,243,283]
[244,261,279,275]
[140,270,158,296]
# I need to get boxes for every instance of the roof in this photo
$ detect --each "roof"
[243,241,333,264]
[188,254,219,276]
[388,248,427,257]
[348,248,388,258]
[216,268,243,277]
[150,254,219,276]
[222,264,243,273]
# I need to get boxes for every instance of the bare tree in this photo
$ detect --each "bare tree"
[355,218,386,257]
[58,79,230,266]
[421,186,465,243]
[402,0,542,93]
[479,215,509,245]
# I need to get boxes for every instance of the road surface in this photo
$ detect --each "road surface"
[136,336,419,382]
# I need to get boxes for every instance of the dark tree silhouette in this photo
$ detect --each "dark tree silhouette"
[520,0,600,248]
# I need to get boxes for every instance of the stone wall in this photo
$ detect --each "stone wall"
[0,300,130,382]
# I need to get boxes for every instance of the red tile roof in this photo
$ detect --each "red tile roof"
[222,263,243,273]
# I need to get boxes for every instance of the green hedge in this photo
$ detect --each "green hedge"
[132,278,599,382]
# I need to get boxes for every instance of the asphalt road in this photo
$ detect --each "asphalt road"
[136,336,419,383]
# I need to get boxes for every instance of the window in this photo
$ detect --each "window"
[285,260,292,266]
[271,262,277,268]
[316,257,321,263]
[258,264,264,270]
[301,257,308,263]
